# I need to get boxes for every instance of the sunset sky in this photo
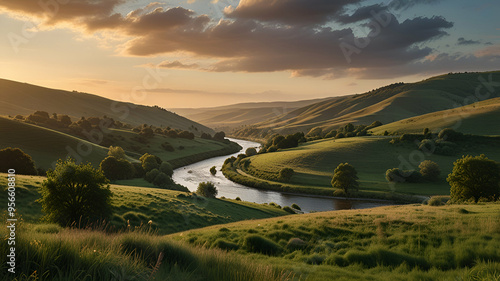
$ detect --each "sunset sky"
[0,0,498,108]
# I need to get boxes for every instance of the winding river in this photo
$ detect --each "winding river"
[173,138,392,213]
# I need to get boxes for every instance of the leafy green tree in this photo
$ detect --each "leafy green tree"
[331,163,359,195]
[447,154,500,202]
[152,172,174,187]
[107,146,126,160]
[145,169,160,183]
[38,159,112,226]
[159,162,173,177]
[140,153,161,172]
[245,147,258,157]
[279,168,294,182]
[99,156,135,181]
[0,147,37,175]
[210,166,217,175]
[419,160,441,182]
[196,181,218,198]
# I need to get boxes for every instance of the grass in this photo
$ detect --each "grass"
[0,174,289,235]
[222,136,500,200]
[0,116,241,170]
[169,203,500,280]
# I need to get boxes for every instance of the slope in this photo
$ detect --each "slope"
[0,78,214,134]
[233,71,500,138]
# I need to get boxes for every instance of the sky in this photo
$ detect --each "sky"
[0,0,498,108]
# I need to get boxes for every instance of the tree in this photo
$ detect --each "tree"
[58,115,72,127]
[140,153,161,172]
[419,160,441,182]
[145,169,160,183]
[331,163,359,195]
[99,156,135,181]
[0,148,37,175]
[279,168,294,182]
[438,128,463,141]
[108,146,126,160]
[447,155,500,202]
[152,172,174,187]
[213,131,226,141]
[196,181,218,198]
[140,127,155,138]
[38,159,113,226]
[245,147,258,157]
[159,162,173,177]
[210,166,217,175]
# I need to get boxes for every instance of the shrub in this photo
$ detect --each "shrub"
[279,167,294,182]
[245,147,258,156]
[243,235,282,256]
[213,131,226,141]
[178,131,195,140]
[235,197,241,201]
[152,172,174,187]
[331,163,359,194]
[196,181,218,198]
[418,139,435,153]
[386,168,422,183]
[140,127,154,138]
[140,153,161,172]
[438,128,463,141]
[107,146,126,159]
[38,159,112,226]
[145,169,160,183]
[132,162,145,178]
[428,196,444,206]
[0,147,37,175]
[161,142,175,152]
[267,145,278,153]
[159,162,173,177]
[99,156,135,181]
[419,160,441,182]
[286,238,307,251]
[209,166,217,175]
[448,154,500,202]
[212,239,239,251]
[291,203,301,210]
[282,206,296,214]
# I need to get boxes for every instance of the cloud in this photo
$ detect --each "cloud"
[388,0,442,11]
[157,60,200,69]
[457,37,482,45]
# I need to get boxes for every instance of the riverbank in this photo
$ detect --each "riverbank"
[222,158,426,204]
[168,140,242,169]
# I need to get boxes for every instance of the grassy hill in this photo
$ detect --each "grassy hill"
[371,97,500,136]
[0,78,214,134]
[170,97,334,131]
[233,71,500,139]
[0,174,289,235]
[0,116,240,170]
[223,136,500,199]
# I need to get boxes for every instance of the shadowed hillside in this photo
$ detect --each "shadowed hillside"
[233,71,500,139]
[0,78,214,134]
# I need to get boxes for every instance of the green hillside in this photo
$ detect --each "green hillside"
[170,97,334,131]
[233,71,500,139]
[0,78,214,134]
[224,136,500,198]
[0,116,240,170]
[371,97,500,136]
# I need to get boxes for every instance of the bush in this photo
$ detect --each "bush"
[386,168,422,183]
[209,166,217,175]
[428,196,444,206]
[267,145,278,153]
[419,160,441,182]
[448,154,500,202]
[212,239,239,251]
[107,146,126,159]
[38,159,112,226]
[140,127,154,138]
[331,163,358,194]
[279,168,294,182]
[282,206,296,214]
[145,169,160,183]
[140,153,161,172]
[213,131,226,141]
[152,172,174,187]
[243,235,282,256]
[99,156,135,181]
[196,181,218,198]
[161,142,175,152]
[159,162,173,177]
[286,238,307,251]
[0,147,37,175]
[132,162,145,178]
[291,203,301,210]
[245,147,258,156]
[438,128,463,141]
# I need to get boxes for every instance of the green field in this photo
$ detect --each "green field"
[0,116,240,170]
[0,174,289,235]
[224,136,500,199]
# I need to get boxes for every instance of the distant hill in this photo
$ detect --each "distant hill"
[371,97,500,136]
[170,97,334,131]
[232,71,500,139]
[0,78,214,134]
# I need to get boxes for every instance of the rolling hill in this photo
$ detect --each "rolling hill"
[0,78,214,134]
[232,71,500,139]
[169,97,335,131]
